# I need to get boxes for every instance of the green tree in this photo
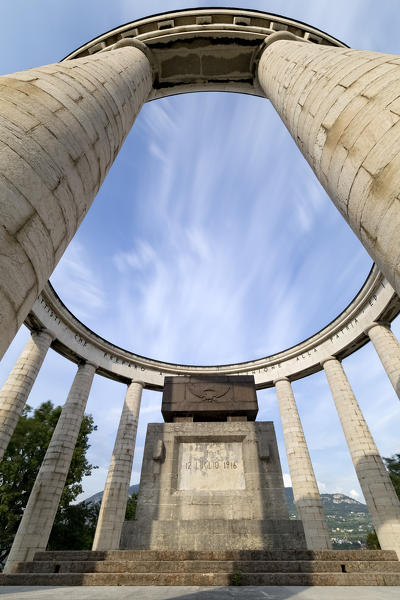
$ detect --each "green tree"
[125,493,138,520]
[366,452,400,550]
[366,530,380,549]
[0,401,97,564]
[48,502,100,551]
[384,453,400,498]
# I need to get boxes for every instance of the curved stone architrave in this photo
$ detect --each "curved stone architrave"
[63,8,347,101]
[24,265,400,390]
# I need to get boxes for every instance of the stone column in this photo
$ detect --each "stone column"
[92,380,143,550]
[365,322,400,400]
[257,34,400,298]
[322,356,400,556]
[0,42,153,360]
[4,361,96,573]
[0,329,54,461]
[274,377,331,549]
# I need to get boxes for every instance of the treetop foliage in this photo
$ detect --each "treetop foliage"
[0,401,97,564]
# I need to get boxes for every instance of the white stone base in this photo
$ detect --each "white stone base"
[121,421,306,551]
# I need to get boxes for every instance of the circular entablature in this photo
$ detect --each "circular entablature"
[26,266,400,390]
[62,8,347,100]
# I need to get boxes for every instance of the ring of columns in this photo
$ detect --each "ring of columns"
[25,266,400,389]
[2,6,400,571]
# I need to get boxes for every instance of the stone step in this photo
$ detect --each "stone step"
[13,559,400,574]
[32,549,399,562]
[2,571,400,586]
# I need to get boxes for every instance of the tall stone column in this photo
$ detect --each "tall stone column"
[274,377,331,549]
[322,356,400,556]
[365,322,400,400]
[257,35,400,298]
[92,380,143,550]
[4,361,96,573]
[0,43,153,360]
[0,329,54,461]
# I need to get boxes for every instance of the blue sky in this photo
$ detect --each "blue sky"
[1,0,400,503]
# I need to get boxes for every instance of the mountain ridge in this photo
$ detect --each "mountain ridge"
[83,486,372,549]
[84,485,367,513]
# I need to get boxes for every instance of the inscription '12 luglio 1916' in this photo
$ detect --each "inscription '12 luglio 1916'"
[184,461,238,470]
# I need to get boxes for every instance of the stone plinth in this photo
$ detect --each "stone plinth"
[162,375,258,422]
[120,421,306,550]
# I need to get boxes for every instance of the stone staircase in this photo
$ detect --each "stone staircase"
[1,549,400,586]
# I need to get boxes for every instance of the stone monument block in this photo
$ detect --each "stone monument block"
[162,375,258,422]
[121,376,306,551]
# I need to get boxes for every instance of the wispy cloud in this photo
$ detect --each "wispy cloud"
[50,240,106,322]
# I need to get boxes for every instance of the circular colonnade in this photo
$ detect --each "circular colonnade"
[1,7,400,570]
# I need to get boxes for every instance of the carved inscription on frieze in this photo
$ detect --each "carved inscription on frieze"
[178,441,245,491]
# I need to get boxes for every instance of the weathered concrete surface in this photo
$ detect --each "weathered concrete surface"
[4,362,96,573]
[0,45,152,360]
[3,548,400,587]
[92,381,143,550]
[122,421,305,550]
[322,357,400,557]
[258,40,400,300]
[0,586,400,599]
[0,329,53,461]
[274,378,331,550]
[366,322,400,400]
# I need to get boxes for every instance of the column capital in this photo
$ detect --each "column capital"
[252,31,306,91]
[129,379,145,388]
[273,376,290,385]
[31,328,56,342]
[81,360,98,371]
[41,328,56,341]
[364,321,391,335]
[106,38,157,83]
[320,355,339,368]
[263,30,307,50]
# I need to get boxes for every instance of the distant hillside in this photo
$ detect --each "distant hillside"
[284,488,372,549]
[84,485,372,549]
[87,485,368,516]
[284,487,369,516]
[84,483,139,505]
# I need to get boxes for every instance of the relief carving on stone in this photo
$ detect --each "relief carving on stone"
[188,382,232,403]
